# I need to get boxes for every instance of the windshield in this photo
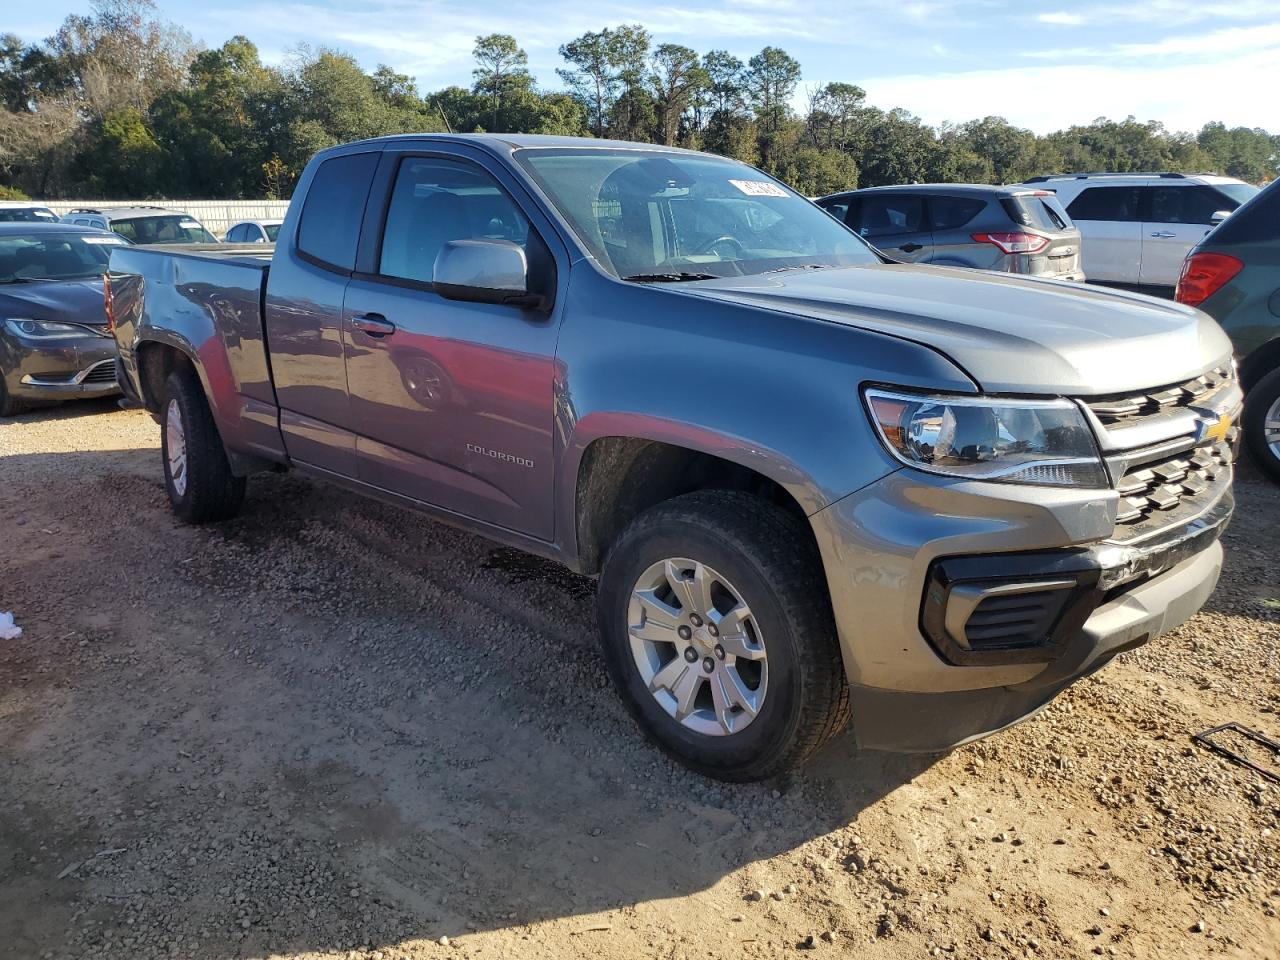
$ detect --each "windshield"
[1214,183,1260,207]
[264,223,282,242]
[515,148,876,280]
[110,215,217,244]
[0,232,126,282]
[0,207,59,223]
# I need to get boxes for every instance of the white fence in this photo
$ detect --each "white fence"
[43,200,291,236]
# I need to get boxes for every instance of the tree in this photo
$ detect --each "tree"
[650,44,706,146]
[472,34,530,132]
[74,106,165,196]
[558,24,650,138]
[1198,121,1279,183]
[703,50,745,116]
[804,82,866,151]
[744,47,801,169]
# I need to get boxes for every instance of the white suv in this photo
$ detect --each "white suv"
[1024,173,1258,288]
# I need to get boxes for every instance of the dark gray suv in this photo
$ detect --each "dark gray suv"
[817,184,1084,281]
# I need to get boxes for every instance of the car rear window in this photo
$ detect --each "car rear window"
[1002,194,1072,230]
[297,152,379,271]
[1208,179,1280,245]
[109,215,217,244]
[929,196,986,230]
[1066,186,1141,222]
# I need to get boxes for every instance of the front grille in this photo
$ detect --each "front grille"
[964,588,1073,650]
[81,360,117,385]
[1086,364,1233,426]
[1112,441,1232,532]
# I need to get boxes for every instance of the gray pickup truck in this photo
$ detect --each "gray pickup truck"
[107,134,1241,781]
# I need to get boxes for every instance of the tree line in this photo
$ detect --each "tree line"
[1,0,1276,201]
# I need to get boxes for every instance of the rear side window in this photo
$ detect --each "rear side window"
[1066,187,1142,222]
[297,152,379,271]
[855,195,925,237]
[1001,195,1071,230]
[929,196,986,230]
[1149,186,1232,225]
[1209,180,1280,245]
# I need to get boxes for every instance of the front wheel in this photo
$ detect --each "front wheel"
[597,491,849,781]
[1243,367,1280,484]
[160,370,246,522]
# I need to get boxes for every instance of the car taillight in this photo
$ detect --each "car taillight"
[1176,252,1243,307]
[971,232,1050,255]
[102,274,115,334]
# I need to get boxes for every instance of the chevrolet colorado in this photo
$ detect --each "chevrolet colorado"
[107,135,1241,781]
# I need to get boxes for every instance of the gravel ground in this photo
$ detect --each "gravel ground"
[1,398,1278,960]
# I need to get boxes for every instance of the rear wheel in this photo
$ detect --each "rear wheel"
[597,491,849,781]
[1243,367,1280,484]
[160,370,245,522]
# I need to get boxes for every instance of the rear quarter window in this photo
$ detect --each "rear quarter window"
[929,196,986,230]
[297,152,380,271]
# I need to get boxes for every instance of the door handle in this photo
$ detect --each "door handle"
[899,242,924,253]
[1149,232,1176,239]
[351,313,395,337]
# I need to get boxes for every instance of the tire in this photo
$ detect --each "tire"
[597,490,849,782]
[1243,366,1280,484]
[160,369,246,522]
[0,372,27,417]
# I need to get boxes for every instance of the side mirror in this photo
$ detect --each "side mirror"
[1210,210,1232,226]
[433,239,544,310]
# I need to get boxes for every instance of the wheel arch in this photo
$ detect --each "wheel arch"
[1239,336,1280,393]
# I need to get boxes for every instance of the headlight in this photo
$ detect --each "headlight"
[4,318,86,340]
[864,388,1107,488]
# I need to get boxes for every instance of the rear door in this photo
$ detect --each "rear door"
[926,194,990,267]
[1064,185,1143,283]
[1140,185,1229,287]
[341,145,565,540]
[850,194,933,262]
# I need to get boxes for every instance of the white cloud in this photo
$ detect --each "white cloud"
[1037,12,1085,25]
[1026,22,1280,60]
[860,47,1280,135]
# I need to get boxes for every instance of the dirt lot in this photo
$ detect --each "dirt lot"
[2,398,1278,960]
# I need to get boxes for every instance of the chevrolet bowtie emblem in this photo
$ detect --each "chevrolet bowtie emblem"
[1195,412,1233,445]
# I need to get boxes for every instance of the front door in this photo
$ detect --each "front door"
[1139,185,1221,287]
[342,150,562,540]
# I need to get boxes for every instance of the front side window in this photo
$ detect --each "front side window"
[226,224,245,242]
[856,195,925,238]
[379,157,531,285]
[516,148,874,280]
[1149,186,1240,225]
[0,232,126,282]
[1066,186,1141,222]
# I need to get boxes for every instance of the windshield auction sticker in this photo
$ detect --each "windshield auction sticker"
[729,179,789,198]
[80,235,126,244]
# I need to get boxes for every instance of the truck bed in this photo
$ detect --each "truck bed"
[108,242,284,465]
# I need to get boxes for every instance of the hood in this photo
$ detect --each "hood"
[0,277,109,329]
[681,264,1232,395]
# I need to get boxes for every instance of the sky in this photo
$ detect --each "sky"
[9,0,1280,134]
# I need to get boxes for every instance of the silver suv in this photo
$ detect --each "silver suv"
[1024,173,1259,289]
[817,184,1083,280]
[60,206,219,245]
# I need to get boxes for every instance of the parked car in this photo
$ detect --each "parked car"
[107,135,1240,781]
[816,184,1084,280]
[60,206,219,244]
[224,219,284,243]
[0,200,60,223]
[1025,172,1259,290]
[1175,177,1280,481]
[0,223,128,415]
